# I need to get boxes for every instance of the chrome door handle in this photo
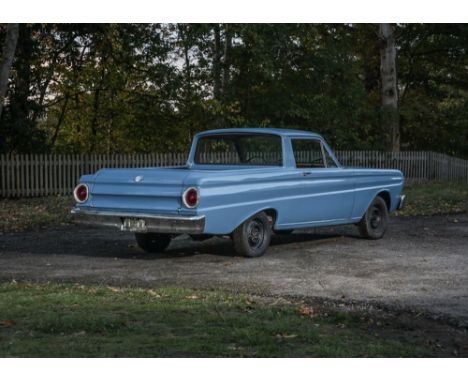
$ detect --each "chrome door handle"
[302,172,312,176]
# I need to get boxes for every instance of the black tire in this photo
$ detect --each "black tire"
[273,229,294,235]
[358,196,389,239]
[135,233,171,253]
[232,212,272,257]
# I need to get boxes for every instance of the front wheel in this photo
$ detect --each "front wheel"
[358,196,389,239]
[232,212,272,257]
[135,233,172,253]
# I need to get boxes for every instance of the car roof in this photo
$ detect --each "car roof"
[195,127,323,139]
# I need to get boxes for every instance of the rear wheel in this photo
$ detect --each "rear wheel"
[233,212,272,257]
[135,233,171,253]
[358,196,389,239]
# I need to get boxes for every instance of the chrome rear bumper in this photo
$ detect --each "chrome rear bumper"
[71,207,205,234]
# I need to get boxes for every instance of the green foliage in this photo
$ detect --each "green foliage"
[0,24,467,156]
[397,24,468,157]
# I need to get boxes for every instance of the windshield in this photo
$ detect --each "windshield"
[194,134,283,166]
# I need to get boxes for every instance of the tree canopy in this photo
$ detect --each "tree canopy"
[0,23,467,157]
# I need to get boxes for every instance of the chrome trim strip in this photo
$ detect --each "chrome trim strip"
[71,207,205,234]
[397,194,406,210]
[71,207,202,221]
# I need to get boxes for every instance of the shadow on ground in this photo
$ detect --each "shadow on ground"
[1,224,358,260]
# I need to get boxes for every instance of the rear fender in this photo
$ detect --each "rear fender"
[233,207,278,231]
[203,205,279,234]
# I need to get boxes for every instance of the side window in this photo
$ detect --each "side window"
[292,139,325,168]
[323,146,338,168]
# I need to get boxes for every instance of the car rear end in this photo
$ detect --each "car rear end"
[71,167,205,234]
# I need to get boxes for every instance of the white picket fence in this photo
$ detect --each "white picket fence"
[1,151,467,198]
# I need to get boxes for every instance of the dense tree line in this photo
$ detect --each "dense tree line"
[0,23,466,157]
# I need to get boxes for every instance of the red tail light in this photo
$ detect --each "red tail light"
[182,187,199,208]
[73,184,89,203]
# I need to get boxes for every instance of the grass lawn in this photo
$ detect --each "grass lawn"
[0,196,72,233]
[396,181,468,217]
[0,283,433,357]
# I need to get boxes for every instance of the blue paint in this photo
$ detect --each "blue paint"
[74,128,404,235]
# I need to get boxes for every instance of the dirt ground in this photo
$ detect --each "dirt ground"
[0,213,467,326]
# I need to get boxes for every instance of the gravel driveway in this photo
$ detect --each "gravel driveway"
[1,214,467,324]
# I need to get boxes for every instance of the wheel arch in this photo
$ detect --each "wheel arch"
[376,190,391,211]
[232,207,279,233]
[357,189,392,220]
[263,208,278,227]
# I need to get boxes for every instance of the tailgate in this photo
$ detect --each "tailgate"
[89,167,190,215]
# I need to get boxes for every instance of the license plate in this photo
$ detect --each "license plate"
[121,218,146,232]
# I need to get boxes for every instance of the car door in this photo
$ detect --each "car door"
[285,138,355,226]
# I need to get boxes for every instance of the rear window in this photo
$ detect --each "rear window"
[195,134,283,166]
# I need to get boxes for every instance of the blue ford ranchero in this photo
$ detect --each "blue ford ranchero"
[71,128,406,257]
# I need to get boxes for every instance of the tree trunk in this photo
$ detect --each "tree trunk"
[73,44,88,134]
[379,23,400,151]
[213,25,221,101]
[178,24,192,97]
[90,61,106,152]
[90,85,101,152]
[32,67,54,124]
[0,23,19,120]
[222,25,232,98]
[50,93,69,147]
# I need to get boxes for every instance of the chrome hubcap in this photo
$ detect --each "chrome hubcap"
[247,219,265,249]
[370,207,382,229]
